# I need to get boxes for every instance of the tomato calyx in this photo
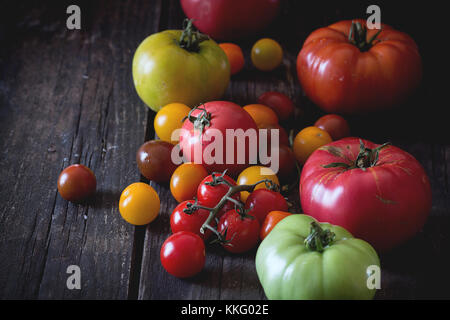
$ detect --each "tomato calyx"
[323,140,391,171]
[348,21,383,52]
[304,222,336,253]
[185,105,211,133]
[179,19,210,53]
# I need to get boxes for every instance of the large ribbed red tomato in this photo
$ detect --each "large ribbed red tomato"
[179,101,258,177]
[180,0,280,41]
[297,20,422,114]
[299,138,431,252]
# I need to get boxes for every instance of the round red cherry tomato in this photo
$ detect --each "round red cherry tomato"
[260,210,292,240]
[264,144,297,182]
[258,91,295,121]
[244,189,288,225]
[136,140,177,182]
[217,209,260,253]
[258,123,289,149]
[57,164,96,202]
[170,200,213,240]
[160,231,206,278]
[314,114,350,140]
[300,138,432,252]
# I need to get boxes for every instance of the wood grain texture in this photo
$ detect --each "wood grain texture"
[0,0,449,300]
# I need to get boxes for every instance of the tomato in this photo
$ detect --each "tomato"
[170,200,213,240]
[243,104,278,127]
[314,114,350,140]
[293,126,332,165]
[181,0,281,41]
[257,91,295,121]
[154,103,191,144]
[57,164,96,202]
[300,138,432,252]
[258,123,289,149]
[265,144,297,182]
[179,101,258,176]
[219,43,245,75]
[160,231,205,278]
[251,38,283,71]
[237,165,279,202]
[136,140,178,183]
[259,210,292,240]
[297,20,422,114]
[244,189,288,225]
[256,214,380,299]
[132,21,230,112]
[170,163,208,203]
[197,173,240,217]
[217,209,260,253]
[119,182,160,225]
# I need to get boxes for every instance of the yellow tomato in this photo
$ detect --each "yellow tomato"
[251,38,283,71]
[237,166,280,202]
[293,126,333,164]
[119,182,160,225]
[170,163,208,203]
[154,103,191,144]
[243,104,279,127]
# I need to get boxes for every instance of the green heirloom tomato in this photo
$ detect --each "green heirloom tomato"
[132,20,230,112]
[255,214,380,300]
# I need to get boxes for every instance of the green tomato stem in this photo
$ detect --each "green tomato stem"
[304,222,336,253]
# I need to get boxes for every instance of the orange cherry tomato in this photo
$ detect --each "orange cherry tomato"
[170,163,208,203]
[219,43,245,75]
[293,126,332,164]
[154,103,191,144]
[251,38,283,71]
[237,166,279,202]
[243,104,278,127]
[119,182,160,225]
[260,210,292,240]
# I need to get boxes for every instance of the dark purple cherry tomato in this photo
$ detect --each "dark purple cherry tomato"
[136,140,177,182]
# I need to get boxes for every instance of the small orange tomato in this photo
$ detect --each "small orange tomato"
[243,104,278,127]
[119,182,160,225]
[154,103,191,144]
[170,163,208,203]
[293,126,332,164]
[260,211,292,240]
[237,166,279,202]
[219,43,245,75]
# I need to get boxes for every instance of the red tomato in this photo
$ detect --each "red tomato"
[297,20,422,114]
[314,114,350,140]
[170,200,213,240]
[180,0,281,41]
[300,138,432,252]
[197,174,240,218]
[258,123,289,149]
[218,209,260,253]
[265,144,297,182]
[257,91,295,121]
[179,101,258,176]
[57,164,96,202]
[244,189,288,225]
[160,231,206,278]
[260,210,292,240]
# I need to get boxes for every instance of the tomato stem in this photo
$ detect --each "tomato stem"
[179,19,209,52]
[185,104,211,134]
[348,21,383,52]
[304,222,335,252]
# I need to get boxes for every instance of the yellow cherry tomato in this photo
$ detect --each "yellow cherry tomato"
[154,103,191,144]
[170,163,208,203]
[293,126,333,164]
[243,104,279,127]
[237,166,280,202]
[119,182,160,225]
[251,38,283,71]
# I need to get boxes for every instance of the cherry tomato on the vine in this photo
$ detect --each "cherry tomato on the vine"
[154,103,191,144]
[218,209,260,253]
[57,164,97,202]
[170,200,213,240]
[136,140,178,182]
[237,166,279,202]
[244,189,288,225]
[258,91,295,121]
[170,163,208,203]
[219,43,245,75]
[160,231,205,278]
[119,182,160,225]
[314,114,350,141]
[293,126,332,165]
[251,38,283,71]
[260,210,292,240]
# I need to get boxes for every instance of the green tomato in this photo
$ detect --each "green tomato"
[255,214,380,300]
[132,22,230,112]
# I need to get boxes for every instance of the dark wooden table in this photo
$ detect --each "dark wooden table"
[1,0,449,300]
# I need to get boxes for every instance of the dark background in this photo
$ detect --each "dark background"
[0,0,449,300]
